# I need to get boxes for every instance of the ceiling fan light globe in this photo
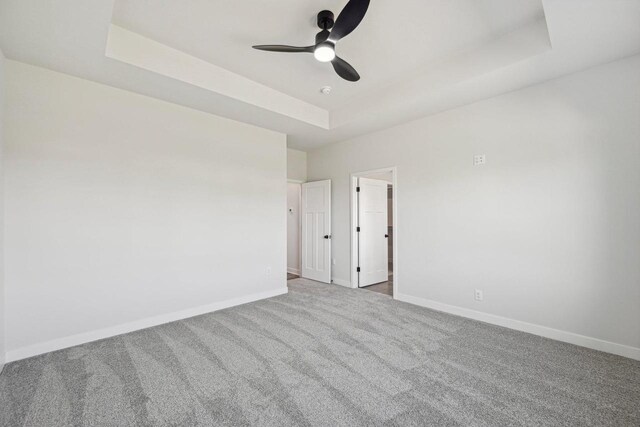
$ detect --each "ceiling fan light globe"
[314,44,336,62]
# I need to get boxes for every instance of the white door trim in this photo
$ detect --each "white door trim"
[350,167,398,298]
[287,182,303,277]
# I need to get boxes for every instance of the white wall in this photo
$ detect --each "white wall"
[4,61,287,361]
[287,183,301,275]
[287,148,307,182]
[0,48,5,370]
[308,54,640,359]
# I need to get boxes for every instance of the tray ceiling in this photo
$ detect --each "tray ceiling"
[1,0,639,149]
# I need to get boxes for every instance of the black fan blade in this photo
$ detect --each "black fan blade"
[332,56,360,82]
[252,45,314,53]
[329,0,370,43]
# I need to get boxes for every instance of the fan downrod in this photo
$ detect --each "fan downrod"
[317,10,334,30]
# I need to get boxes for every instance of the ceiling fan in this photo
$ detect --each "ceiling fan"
[252,0,370,82]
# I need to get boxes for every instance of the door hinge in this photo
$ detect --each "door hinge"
[356,186,360,192]
[357,267,361,273]
[356,226,361,232]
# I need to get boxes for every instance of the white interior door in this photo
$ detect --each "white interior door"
[301,180,331,283]
[358,177,389,287]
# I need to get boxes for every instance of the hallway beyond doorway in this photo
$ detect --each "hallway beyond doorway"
[361,279,392,296]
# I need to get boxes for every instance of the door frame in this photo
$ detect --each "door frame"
[287,179,303,276]
[350,167,398,298]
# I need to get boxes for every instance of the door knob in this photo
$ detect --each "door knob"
[324,235,331,239]
[385,234,389,238]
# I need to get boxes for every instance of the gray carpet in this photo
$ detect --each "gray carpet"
[1,278,639,426]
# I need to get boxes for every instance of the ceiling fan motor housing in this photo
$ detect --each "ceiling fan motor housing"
[316,30,331,45]
[252,1,369,82]
[317,10,334,30]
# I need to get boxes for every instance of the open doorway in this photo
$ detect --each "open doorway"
[351,168,397,297]
[287,182,301,280]
[288,179,333,283]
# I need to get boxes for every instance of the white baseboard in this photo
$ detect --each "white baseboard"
[287,267,300,275]
[6,287,288,363]
[332,278,352,288]
[395,292,640,361]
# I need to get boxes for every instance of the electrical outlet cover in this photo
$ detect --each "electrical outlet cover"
[473,155,486,166]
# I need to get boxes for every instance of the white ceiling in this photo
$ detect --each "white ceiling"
[1,0,640,150]
[112,0,544,110]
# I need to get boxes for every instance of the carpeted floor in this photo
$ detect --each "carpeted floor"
[1,278,639,426]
